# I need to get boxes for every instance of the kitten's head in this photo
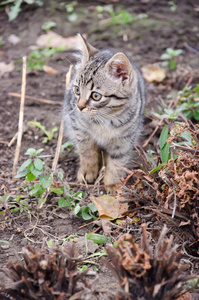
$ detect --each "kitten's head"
[73,34,137,116]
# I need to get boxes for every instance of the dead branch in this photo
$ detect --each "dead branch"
[9,92,63,106]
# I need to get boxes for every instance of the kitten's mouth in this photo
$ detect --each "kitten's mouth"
[76,105,97,116]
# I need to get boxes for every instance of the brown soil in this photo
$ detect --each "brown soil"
[0,0,199,298]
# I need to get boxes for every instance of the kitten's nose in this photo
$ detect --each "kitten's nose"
[77,103,86,111]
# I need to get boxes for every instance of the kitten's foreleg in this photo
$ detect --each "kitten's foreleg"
[104,155,128,194]
[76,136,99,183]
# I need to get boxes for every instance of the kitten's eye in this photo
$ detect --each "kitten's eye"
[74,86,80,95]
[91,92,102,101]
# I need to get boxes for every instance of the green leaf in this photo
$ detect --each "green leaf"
[180,131,193,144]
[74,191,85,199]
[61,141,73,152]
[88,203,98,213]
[28,186,41,196]
[150,163,165,174]
[86,233,106,245]
[41,21,57,31]
[17,158,32,173]
[15,169,29,179]
[173,49,183,57]
[166,48,175,56]
[169,60,176,70]
[35,148,44,155]
[193,110,199,120]
[30,164,43,176]
[160,53,171,60]
[193,84,199,94]
[25,148,36,156]
[26,172,36,181]
[8,0,23,21]
[58,197,70,208]
[34,158,43,170]
[51,187,64,194]
[40,175,52,189]
[159,125,169,149]
[160,142,170,164]
[73,204,81,215]
[81,206,92,220]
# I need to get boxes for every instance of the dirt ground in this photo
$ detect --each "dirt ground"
[0,0,199,298]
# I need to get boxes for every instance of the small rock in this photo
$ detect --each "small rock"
[7,34,20,45]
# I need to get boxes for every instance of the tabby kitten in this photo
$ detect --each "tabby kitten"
[63,34,145,193]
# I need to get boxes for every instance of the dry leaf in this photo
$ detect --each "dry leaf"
[43,65,58,75]
[0,61,14,76]
[91,195,128,220]
[36,31,79,48]
[141,64,166,83]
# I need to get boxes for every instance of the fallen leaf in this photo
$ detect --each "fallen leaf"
[91,195,128,220]
[36,31,79,49]
[43,65,58,75]
[0,61,14,76]
[141,64,166,83]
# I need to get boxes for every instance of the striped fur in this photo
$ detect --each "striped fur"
[63,35,146,193]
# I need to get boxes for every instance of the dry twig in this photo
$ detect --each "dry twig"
[9,92,63,106]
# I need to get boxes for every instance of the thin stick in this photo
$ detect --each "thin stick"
[52,64,73,173]
[9,92,63,106]
[12,56,27,178]
[38,66,73,209]
[8,132,18,147]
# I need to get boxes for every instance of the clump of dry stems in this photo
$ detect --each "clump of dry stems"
[103,224,198,300]
[0,242,97,300]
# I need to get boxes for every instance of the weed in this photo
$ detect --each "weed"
[61,141,73,152]
[178,85,199,121]
[108,10,134,25]
[14,148,98,221]
[27,46,65,71]
[168,1,178,11]
[161,48,183,70]
[41,21,57,31]
[0,0,43,21]
[28,121,58,143]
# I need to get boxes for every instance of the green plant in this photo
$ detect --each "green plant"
[150,122,195,174]
[178,85,199,120]
[168,1,177,11]
[61,141,73,152]
[27,46,65,71]
[15,148,98,220]
[41,21,57,31]
[161,48,183,70]
[15,148,52,202]
[0,0,43,21]
[28,121,58,143]
[160,107,182,120]
[109,10,134,25]
[159,125,170,164]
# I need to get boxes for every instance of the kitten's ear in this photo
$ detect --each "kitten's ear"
[78,33,98,63]
[105,53,132,84]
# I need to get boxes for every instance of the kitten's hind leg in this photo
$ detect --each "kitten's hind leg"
[76,137,100,183]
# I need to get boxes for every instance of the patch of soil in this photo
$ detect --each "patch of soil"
[0,0,199,297]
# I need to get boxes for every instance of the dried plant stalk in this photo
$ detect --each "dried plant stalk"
[103,224,199,300]
[12,56,27,178]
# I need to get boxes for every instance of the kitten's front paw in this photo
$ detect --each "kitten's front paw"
[77,166,98,183]
[104,174,117,194]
